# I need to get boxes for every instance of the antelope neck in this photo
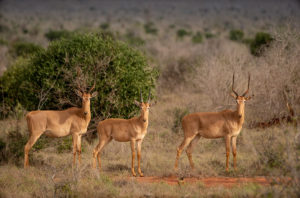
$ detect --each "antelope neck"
[138,112,149,126]
[81,100,91,120]
[235,103,245,125]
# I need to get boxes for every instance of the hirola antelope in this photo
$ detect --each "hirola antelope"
[93,90,154,177]
[24,80,97,168]
[174,73,252,171]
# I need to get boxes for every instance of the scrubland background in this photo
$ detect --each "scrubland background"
[0,0,300,197]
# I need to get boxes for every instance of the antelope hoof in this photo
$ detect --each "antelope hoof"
[138,170,144,177]
[131,169,137,177]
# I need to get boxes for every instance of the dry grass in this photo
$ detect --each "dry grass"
[0,118,299,197]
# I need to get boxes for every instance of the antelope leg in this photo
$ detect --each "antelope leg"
[137,140,144,177]
[130,140,137,177]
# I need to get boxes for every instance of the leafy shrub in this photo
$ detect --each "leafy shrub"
[229,29,244,41]
[0,24,9,33]
[0,38,7,45]
[10,41,43,57]
[33,136,51,151]
[100,23,109,30]
[124,32,145,46]
[0,138,6,162]
[45,30,73,41]
[0,129,49,164]
[22,27,28,34]
[54,181,77,198]
[144,22,158,35]
[177,29,191,39]
[57,136,73,153]
[204,32,215,39]
[0,33,158,119]
[89,6,96,11]
[169,24,176,29]
[172,108,189,133]
[255,130,287,173]
[250,32,273,56]
[6,130,28,162]
[192,32,203,44]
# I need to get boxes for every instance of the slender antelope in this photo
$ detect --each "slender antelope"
[174,74,252,172]
[93,90,153,177]
[24,81,97,168]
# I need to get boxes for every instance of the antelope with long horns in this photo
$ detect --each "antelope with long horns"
[174,73,253,172]
[93,90,154,177]
[24,71,98,168]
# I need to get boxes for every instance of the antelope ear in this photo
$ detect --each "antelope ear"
[231,92,237,99]
[134,100,140,106]
[91,91,98,98]
[75,89,83,97]
[245,95,254,100]
[150,101,157,107]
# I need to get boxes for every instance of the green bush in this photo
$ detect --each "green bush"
[33,136,51,151]
[100,23,110,30]
[124,32,145,46]
[57,136,73,153]
[177,29,191,39]
[0,138,6,162]
[250,32,273,56]
[229,29,244,41]
[0,33,158,119]
[144,22,158,35]
[0,24,9,33]
[169,24,176,29]
[45,30,73,41]
[204,32,215,39]
[192,32,203,44]
[6,130,28,161]
[10,41,43,57]
[0,129,49,164]
[0,38,7,45]
[172,108,189,133]
[54,182,75,198]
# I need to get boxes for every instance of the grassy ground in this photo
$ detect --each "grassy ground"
[0,117,299,197]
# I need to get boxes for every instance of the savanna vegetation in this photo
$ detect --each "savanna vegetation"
[0,0,299,197]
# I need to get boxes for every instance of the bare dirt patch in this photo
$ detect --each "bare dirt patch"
[128,176,291,187]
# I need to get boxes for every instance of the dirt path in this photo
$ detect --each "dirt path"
[128,176,290,187]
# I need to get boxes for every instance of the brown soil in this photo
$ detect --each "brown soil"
[128,176,291,187]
